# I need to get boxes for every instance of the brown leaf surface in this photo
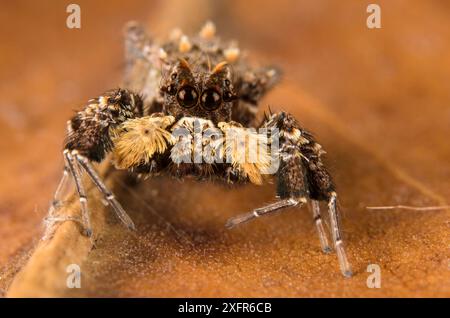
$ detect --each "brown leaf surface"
[1,0,449,297]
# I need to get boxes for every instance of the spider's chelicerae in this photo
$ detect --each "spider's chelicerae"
[48,21,352,277]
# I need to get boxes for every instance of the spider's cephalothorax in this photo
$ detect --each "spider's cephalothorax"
[160,59,237,123]
[47,21,352,277]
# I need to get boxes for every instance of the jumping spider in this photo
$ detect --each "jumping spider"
[48,21,352,277]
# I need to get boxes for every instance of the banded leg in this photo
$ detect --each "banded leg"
[226,198,304,228]
[74,152,136,231]
[310,200,332,253]
[328,192,352,277]
[64,150,93,239]
[260,111,352,277]
[45,89,142,240]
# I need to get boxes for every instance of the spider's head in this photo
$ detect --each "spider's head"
[160,59,237,123]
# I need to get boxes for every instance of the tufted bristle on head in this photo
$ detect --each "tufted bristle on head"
[112,116,175,169]
[158,48,168,60]
[224,47,240,63]
[199,21,216,40]
[179,35,192,53]
[169,28,183,41]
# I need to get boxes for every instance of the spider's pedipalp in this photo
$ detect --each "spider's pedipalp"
[112,115,175,170]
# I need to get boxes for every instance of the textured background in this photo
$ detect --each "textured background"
[0,0,449,297]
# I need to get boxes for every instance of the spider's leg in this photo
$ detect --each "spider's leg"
[225,110,309,228]
[48,161,71,216]
[123,21,153,75]
[226,198,303,228]
[46,89,142,241]
[238,67,281,106]
[328,191,352,277]
[232,66,281,126]
[302,138,352,276]
[225,133,309,228]
[75,153,136,231]
[123,21,162,115]
[310,200,332,254]
[256,111,352,277]
[64,150,93,240]
[44,152,83,240]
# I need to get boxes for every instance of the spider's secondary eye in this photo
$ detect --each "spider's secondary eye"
[177,85,198,108]
[223,91,237,102]
[200,89,222,111]
[165,84,176,95]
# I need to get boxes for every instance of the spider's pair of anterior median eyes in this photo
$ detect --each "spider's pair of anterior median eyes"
[164,71,237,111]
[173,85,236,111]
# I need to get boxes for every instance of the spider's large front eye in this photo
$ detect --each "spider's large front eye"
[200,89,222,111]
[177,85,198,108]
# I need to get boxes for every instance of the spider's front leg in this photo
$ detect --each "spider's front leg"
[226,112,352,277]
[48,89,143,239]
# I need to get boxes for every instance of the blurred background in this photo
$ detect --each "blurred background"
[0,0,449,297]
